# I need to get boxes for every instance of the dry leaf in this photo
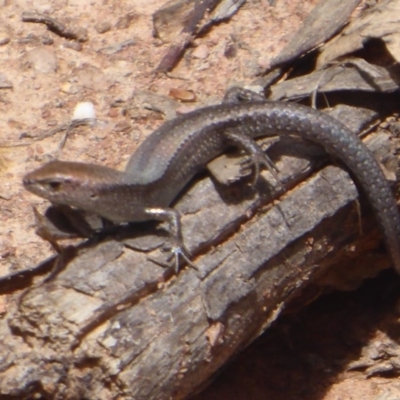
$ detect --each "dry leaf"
[317,0,400,67]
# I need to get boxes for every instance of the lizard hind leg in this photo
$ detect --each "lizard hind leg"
[222,87,282,186]
[224,129,282,187]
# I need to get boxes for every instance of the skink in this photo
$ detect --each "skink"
[23,98,400,273]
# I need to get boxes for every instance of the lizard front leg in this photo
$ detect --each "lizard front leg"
[144,207,197,272]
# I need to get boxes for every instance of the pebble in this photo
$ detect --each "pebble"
[0,33,10,46]
[95,21,112,34]
[192,44,209,59]
[72,101,96,120]
[23,46,57,73]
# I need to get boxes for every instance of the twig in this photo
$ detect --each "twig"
[21,11,88,42]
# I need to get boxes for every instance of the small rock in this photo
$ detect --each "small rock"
[63,41,83,51]
[0,74,12,89]
[72,102,96,120]
[18,34,40,45]
[72,64,109,91]
[0,32,10,46]
[169,88,196,102]
[224,42,237,59]
[192,44,209,59]
[69,25,88,42]
[41,109,51,119]
[109,108,119,118]
[114,120,131,132]
[46,119,58,127]
[95,21,112,34]
[41,35,54,45]
[23,46,57,73]
[0,237,15,259]
[60,81,79,94]
[115,12,137,30]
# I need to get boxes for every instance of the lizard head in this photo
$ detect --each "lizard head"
[23,160,126,215]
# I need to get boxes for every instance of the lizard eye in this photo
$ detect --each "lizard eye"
[48,180,62,191]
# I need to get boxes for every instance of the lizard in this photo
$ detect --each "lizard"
[23,91,400,274]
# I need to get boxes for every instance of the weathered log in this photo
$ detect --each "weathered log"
[0,126,397,399]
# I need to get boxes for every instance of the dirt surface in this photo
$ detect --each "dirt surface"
[0,0,318,274]
[2,0,400,398]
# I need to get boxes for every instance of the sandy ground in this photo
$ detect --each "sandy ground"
[2,0,400,398]
[0,0,318,273]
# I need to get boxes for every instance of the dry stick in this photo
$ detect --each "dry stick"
[0,119,94,149]
[21,11,88,42]
[156,0,221,72]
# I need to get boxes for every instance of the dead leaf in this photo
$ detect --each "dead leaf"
[270,0,360,68]
[317,0,400,67]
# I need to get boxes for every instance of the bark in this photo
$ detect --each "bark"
[0,127,397,400]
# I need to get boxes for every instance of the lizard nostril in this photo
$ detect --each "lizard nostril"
[23,177,36,187]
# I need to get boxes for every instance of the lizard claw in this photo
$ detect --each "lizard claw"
[144,207,198,273]
[169,245,198,273]
[163,242,198,273]
[240,151,281,187]
[225,129,283,188]
[148,241,198,273]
